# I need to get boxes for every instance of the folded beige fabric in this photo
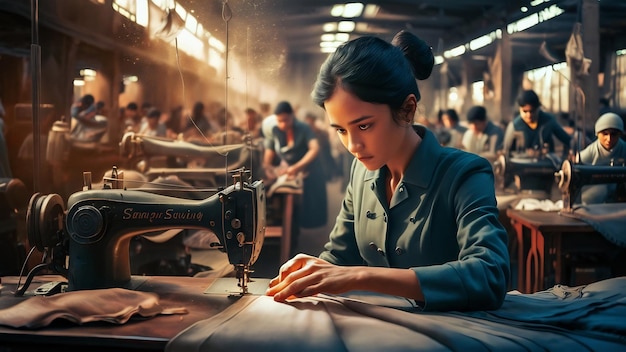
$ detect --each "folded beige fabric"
[0,288,187,329]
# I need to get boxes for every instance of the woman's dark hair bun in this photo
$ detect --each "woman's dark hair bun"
[391,30,434,81]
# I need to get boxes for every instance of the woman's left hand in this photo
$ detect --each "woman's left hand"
[285,165,299,177]
[266,253,359,302]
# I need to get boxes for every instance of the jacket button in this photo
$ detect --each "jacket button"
[395,247,404,255]
[366,211,376,219]
[370,183,375,190]
[369,242,385,256]
[383,214,388,222]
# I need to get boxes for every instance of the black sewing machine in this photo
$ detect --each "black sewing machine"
[554,159,626,211]
[493,152,562,196]
[20,167,266,295]
[493,131,565,196]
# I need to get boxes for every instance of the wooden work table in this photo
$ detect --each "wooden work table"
[0,275,266,351]
[506,209,619,293]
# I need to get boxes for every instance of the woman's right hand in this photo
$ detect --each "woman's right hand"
[265,253,360,302]
[263,166,278,182]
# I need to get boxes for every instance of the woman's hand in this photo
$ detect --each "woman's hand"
[263,166,278,182]
[266,253,360,302]
[285,165,299,177]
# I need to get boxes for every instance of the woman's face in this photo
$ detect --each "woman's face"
[441,114,455,128]
[275,112,294,131]
[597,129,621,150]
[147,116,160,129]
[519,104,539,125]
[325,87,408,171]
[470,120,487,134]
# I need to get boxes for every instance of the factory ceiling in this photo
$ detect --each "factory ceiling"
[185,0,626,81]
[2,0,626,85]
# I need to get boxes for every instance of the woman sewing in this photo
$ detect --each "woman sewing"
[579,112,626,204]
[262,101,328,230]
[266,30,510,311]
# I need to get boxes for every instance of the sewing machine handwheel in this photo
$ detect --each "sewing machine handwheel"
[493,154,506,177]
[556,160,572,191]
[27,193,66,251]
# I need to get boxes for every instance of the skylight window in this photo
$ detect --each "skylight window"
[331,3,364,18]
